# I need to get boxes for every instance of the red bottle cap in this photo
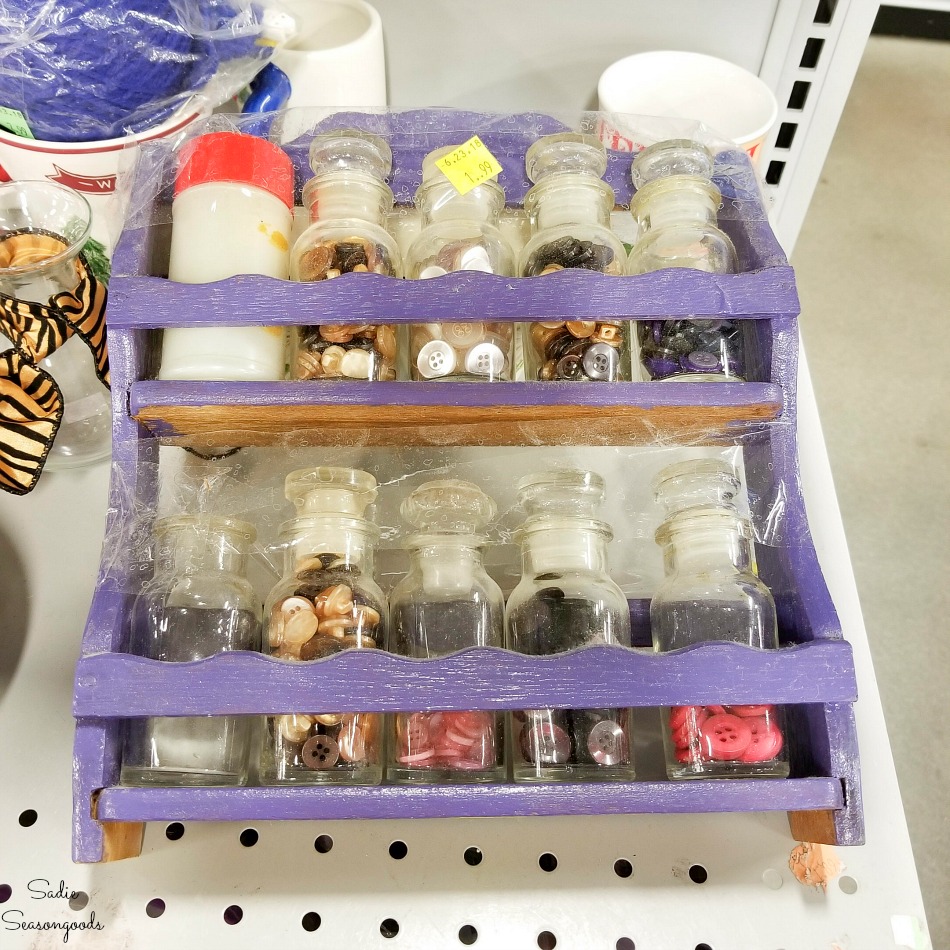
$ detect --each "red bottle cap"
[175,131,295,209]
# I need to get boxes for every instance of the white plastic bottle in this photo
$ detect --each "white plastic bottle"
[159,131,295,381]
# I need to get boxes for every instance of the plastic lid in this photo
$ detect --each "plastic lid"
[308,129,392,180]
[285,467,378,517]
[401,479,497,534]
[175,132,295,209]
[517,469,606,519]
[525,133,608,183]
[652,458,740,516]
[630,139,715,189]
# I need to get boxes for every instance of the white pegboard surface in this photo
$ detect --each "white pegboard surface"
[0,359,933,949]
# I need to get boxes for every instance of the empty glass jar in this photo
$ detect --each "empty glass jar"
[519,133,630,382]
[121,516,261,786]
[406,146,515,381]
[289,130,401,381]
[388,479,506,783]
[650,459,789,780]
[506,470,634,782]
[628,171,743,382]
[259,467,386,786]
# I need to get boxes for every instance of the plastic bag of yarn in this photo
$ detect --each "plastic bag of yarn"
[0,0,288,142]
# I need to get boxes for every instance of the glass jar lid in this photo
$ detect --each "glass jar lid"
[153,514,257,542]
[285,466,378,517]
[308,129,392,180]
[517,468,606,520]
[630,139,715,189]
[653,458,741,517]
[401,478,497,535]
[525,132,608,183]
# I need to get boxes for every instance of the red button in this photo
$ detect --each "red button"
[670,707,708,749]
[728,704,775,718]
[739,716,784,762]
[669,705,702,731]
[699,713,753,760]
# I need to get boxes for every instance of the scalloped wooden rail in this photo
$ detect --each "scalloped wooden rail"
[73,641,857,717]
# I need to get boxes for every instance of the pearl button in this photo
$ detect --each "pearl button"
[444,322,485,346]
[520,720,571,765]
[416,340,456,378]
[465,342,506,377]
[582,342,620,380]
[419,264,448,279]
[458,245,494,272]
[340,348,372,379]
[587,719,628,765]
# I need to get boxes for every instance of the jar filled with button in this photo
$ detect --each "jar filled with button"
[259,467,386,786]
[406,146,515,381]
[518,133,631,382]
[388,479,506,783]
[289,130,401,382]
[505,469,634,782]
[121,516,261,787]
[627,141,743,382]
[650,459,789,780]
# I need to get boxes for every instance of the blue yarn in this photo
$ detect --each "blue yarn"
[0,0,270,141]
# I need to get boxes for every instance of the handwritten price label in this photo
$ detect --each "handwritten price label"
[435,135,503,196]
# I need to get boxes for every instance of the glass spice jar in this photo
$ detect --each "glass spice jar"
[628,174,743,382]
[259,467,386,786]
[518,133,631,382]
[289,130,401,382]
[650,460,789,780]
[387,479,506,783]
[121,516,261,786]
[405,147,515,381]
[505,470,634,782]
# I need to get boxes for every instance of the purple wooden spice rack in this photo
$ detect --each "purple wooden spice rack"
[71,111,861,863]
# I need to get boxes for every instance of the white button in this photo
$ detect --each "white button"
[465,342,506,378]
[419,264,448,279]
[340,348,372,379]
[459,245,494,273]
[417,340,456,378]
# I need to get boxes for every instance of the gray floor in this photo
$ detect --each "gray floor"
[792,34,950,947]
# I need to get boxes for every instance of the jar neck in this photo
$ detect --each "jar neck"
[661,518,754,576]
[520,520,611,575]
[303,172,393,225]
[525,175,615,231]
[283,516,377,574]
[417,179,504,226]
[408,536,487,593]
[634,191,720,232]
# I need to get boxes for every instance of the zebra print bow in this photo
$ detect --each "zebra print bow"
[0,254,109,495]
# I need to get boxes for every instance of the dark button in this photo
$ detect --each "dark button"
[521,721,572,765]
[301,735,340,769]
[681,350,722,372]
[555,354,583,380]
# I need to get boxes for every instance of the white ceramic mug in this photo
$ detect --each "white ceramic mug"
[273,0,387,141]
[597,51,778,164]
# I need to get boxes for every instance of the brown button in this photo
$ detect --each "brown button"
[314,712,344,727]
[301,734,340,769]
[299,634,344,661]
[566,321,596,338]
[338,723,367,763]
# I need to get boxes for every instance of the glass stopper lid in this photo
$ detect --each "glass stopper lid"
[401,479,497,534]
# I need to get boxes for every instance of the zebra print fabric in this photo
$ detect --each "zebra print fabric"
[0,253,109,494]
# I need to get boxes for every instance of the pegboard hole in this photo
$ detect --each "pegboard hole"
[223,905,243,925]
[839,875,858,895]
[538,852,558,872]
[239,828,259,848]
[17,809,37,827]
[688,864,708,884]
[314,834,333,853]
[696,944,715,950]
[538,932,557,949]
[800,36,825,68]
[146,898,165,918]
[0,885,11,903]
[616,940,636,950]
[302,912,321,932]
[614,859,633,878]
[389,840,409,860]
[380,918,400,938]
[463,846,483,866]
[165,822,185,841]
[459,924,478,944]
[68,891,89,911]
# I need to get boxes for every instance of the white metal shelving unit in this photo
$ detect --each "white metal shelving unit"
[0,2,935,947]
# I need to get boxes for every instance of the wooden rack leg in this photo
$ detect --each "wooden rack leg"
[788,809,838,845]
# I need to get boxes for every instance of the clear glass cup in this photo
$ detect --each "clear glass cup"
[505,470,634,782]
[121,516,261,786]
[388,479,506,784]
[0,180,111,468]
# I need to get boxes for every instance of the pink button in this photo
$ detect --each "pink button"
[705,704,727,715]
[669,705,702,731]
[699,713,753,760]
[728,704,775,718]
[739,716,784,762]
[670,707,708,749]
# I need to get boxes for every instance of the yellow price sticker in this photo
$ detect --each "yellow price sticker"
[435,135,503,196]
